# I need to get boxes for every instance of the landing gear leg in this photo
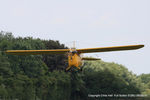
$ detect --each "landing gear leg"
[66,66,71,71]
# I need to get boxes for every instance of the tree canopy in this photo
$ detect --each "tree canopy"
[0,31,149,100]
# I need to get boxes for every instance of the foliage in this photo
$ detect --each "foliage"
[138,74,150,97]
[0,31,149,100]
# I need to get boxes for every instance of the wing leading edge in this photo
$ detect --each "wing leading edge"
[77,44,144,54]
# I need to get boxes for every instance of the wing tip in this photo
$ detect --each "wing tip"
[138,44,144,48]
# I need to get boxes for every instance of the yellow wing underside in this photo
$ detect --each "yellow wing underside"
[5,44,144,55]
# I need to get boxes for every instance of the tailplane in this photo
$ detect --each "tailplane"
[82,57,101,60]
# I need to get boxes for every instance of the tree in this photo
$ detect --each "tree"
[0,31,148,100]
[83,61,143,99]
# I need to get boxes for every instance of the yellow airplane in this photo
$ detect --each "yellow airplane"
[5,44,144,71]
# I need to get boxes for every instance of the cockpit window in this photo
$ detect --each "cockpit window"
[72,51,77,54]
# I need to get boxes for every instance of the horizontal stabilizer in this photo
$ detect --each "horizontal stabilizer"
[82,57,101,60]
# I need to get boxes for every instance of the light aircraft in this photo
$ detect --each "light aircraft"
[5,44,144,71]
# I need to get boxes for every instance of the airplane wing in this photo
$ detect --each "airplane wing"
[77,44,144,54]
[5,49,70,55]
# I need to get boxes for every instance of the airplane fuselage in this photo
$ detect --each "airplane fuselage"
[67,52,82,70]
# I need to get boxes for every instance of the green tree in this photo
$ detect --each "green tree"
[83,61,143,99]
[0,31,149,100]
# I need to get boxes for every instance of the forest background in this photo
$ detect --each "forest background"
[0,32,149,100]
